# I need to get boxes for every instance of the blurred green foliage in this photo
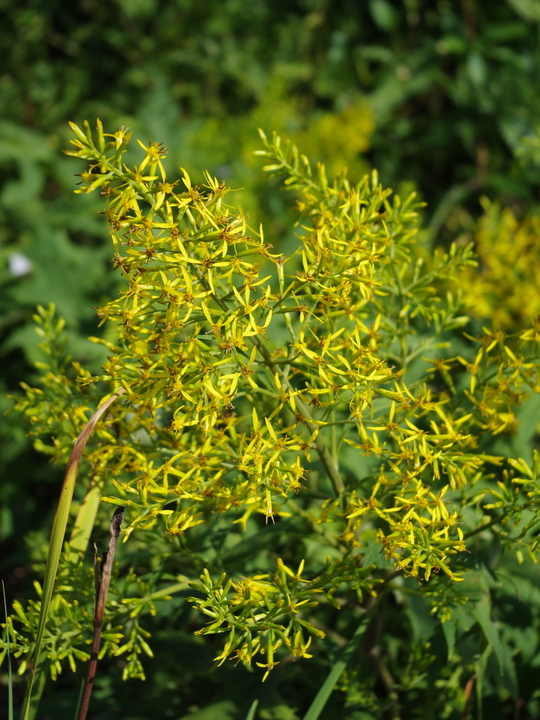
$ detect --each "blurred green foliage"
[2,0,540,718]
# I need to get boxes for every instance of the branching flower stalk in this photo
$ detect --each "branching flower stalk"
[2,120,540,694]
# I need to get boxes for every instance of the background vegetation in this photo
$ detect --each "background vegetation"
[1,1,540,718]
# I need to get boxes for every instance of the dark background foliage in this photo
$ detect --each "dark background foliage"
[2,1,540,718]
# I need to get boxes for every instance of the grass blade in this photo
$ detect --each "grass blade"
[20,388,125,720]
[2,580,14,720]
[73,678,85,720]
[302,595,383,720]
[244,699,259,720]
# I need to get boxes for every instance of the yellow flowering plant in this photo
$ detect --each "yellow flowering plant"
[460,198,540,330]
[3,120,540,716]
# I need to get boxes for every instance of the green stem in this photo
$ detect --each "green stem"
[463,511,510,540]
[330,416,337,464]
[388,253,408,368]
[23,661,47,720]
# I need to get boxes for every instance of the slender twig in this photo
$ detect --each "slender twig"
[77,506,125,720]
[462,511,510,540]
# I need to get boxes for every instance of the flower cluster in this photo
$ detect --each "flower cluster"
[6,120,540,678]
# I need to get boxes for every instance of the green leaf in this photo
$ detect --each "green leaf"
[472,594,517,698]
[472,595,504,672]
[361,538,393,570]
[179,700,237,720]
[404,592,437,642]
[244,699,259,720]
[368,0,398,31]
[442,616,456,660]
[475,644,492,720]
